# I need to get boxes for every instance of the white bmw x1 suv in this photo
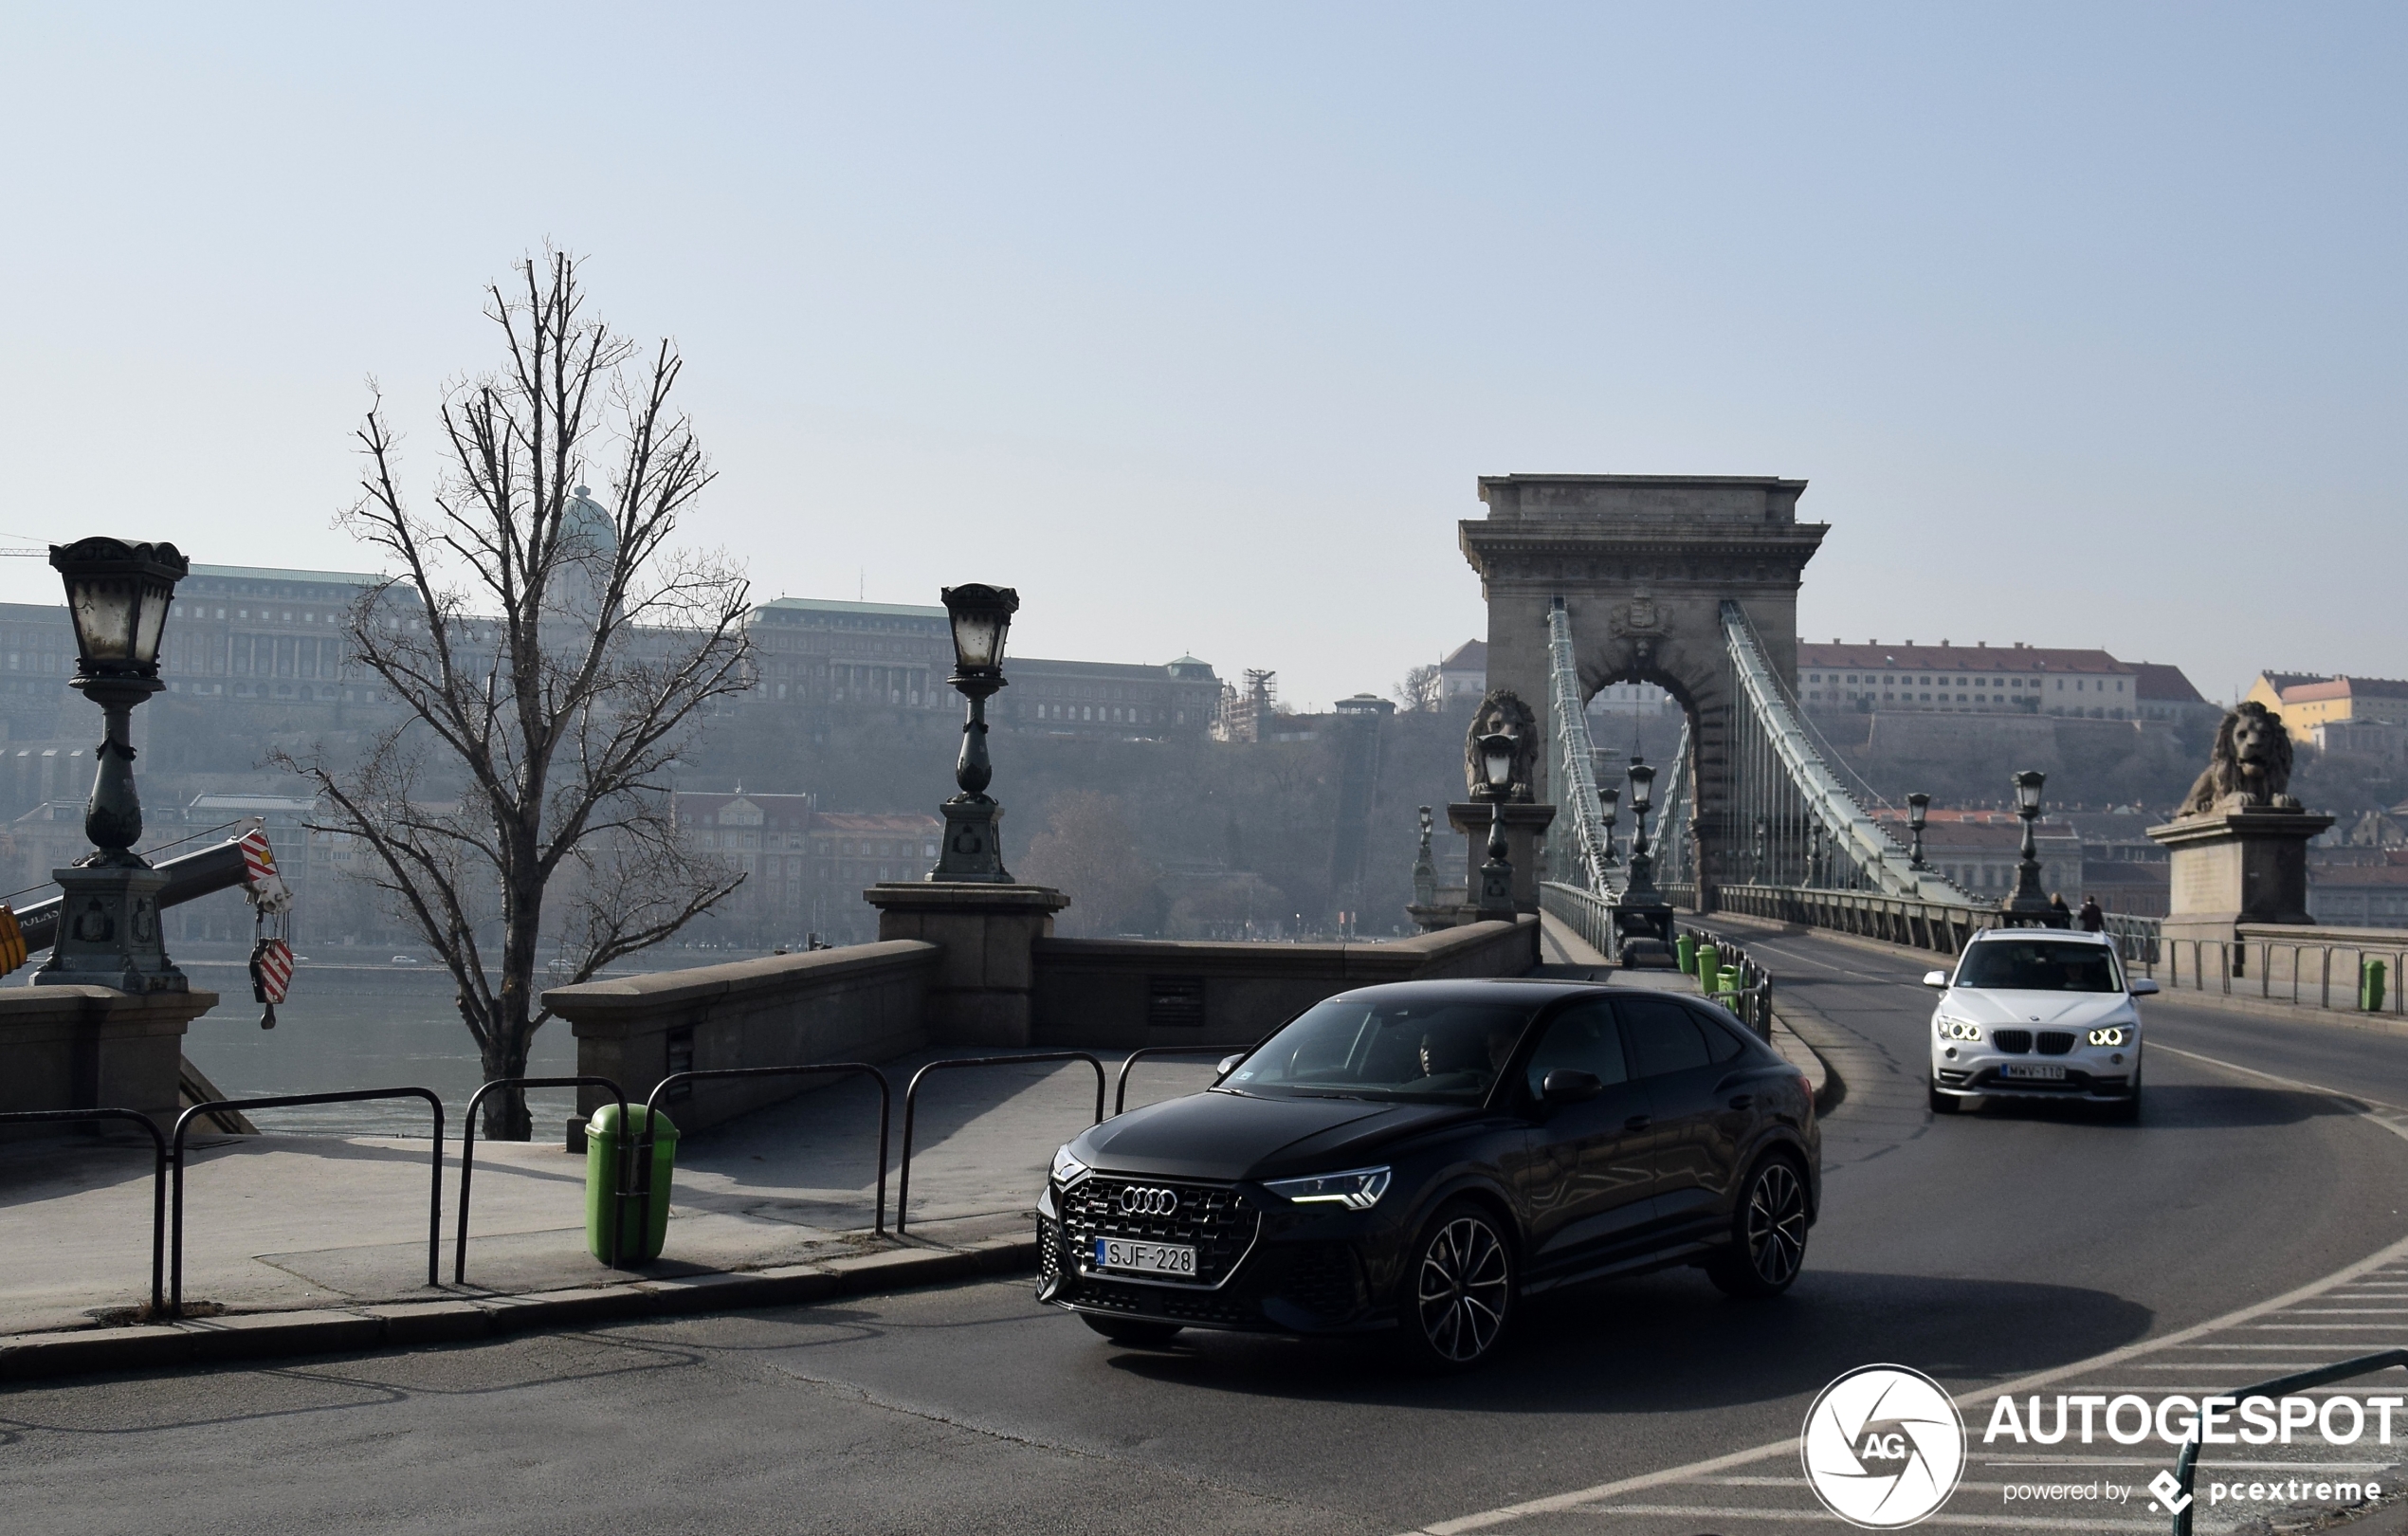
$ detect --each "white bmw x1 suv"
[1925,928,2159,1121]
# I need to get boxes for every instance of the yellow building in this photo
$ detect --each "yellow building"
[2244,672,2408,739]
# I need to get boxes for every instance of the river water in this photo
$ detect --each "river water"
[175,960,584,1136]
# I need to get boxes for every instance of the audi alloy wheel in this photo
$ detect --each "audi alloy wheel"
[1709,1156,1810,1299]
[1402,1201,1514,1370]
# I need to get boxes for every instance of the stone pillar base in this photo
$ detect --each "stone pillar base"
[2148,807,2335,959]
[36,864,186,995]
[864,882,1071,1047]
[0,985,222,1133]
[1447,802,1558,915]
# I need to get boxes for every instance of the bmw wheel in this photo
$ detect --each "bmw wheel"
[1400,1200,1515,1370]
[1708,1155,1811,1299]
[1081,1314,1182,1348]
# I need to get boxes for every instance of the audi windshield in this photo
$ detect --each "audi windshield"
[1220,997,1530,1104]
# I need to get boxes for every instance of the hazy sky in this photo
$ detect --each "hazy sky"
[3,5,2399,710]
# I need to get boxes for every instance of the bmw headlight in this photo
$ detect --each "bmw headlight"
[1937,1018,1982,1042]
[1263,1166,1392,1210]
[1050,1144,1088,1185]
[2087,1026,2129,1047]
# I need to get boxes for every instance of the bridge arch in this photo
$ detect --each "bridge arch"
[1459,474,1828,911]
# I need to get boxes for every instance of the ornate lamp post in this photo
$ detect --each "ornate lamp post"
[1599,785,1620,868]
[929,583,1019,883]
[1906,792,1931,870]
[38,537,190,992]
[1752,816,1768,885]
[1411,805,1438,907]
[2001,769,2054,924]
[1622,757,1660,903]
[1808,821,1826,887]
[1473,733,1517,916]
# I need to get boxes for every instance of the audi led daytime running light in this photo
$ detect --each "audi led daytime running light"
[2087,1027,2129,1047]
[1263,1166,1392,1210]
[1938,1019,1982,1041]
[1049,1144,1087,1185]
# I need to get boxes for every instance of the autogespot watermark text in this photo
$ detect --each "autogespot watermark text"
[1983,1391,2407,1449]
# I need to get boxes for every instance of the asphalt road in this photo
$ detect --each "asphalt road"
[9,929,2408,1536]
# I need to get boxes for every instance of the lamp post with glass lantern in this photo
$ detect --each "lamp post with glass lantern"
[1906,792,1931,870]
[2001,769,2054,924]
[929,583,1019,883]
[1599,785,1619,868]
[1473,733,1517,917]
[1614,756,1673,950]
[38,538,190,992]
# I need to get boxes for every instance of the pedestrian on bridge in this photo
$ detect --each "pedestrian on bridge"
[2078,895,2106,933]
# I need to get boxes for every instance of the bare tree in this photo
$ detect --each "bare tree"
[277,252,753,1139]
[1394,664,1443,714]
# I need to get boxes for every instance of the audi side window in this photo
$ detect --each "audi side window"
[1617,997,1712,1078]
[1679,1003,1748,1064]
[1524,1003,1630,1098]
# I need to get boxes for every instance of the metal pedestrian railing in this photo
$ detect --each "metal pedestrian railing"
[2167,1349,2408,1534]
[0,1107,169,1316]
[632,1064,894,1248]
[170,1088,445,1316]
[897,1052,1104,1235]
[456,1076,629,1282]
[1677,921,1776,1041]
[1111,1044,1255,1117]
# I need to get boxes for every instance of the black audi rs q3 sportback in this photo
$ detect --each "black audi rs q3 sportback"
[1035,977,1820,1369]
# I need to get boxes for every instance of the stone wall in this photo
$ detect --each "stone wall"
[547,942,938,1132]
[0,985,220,1135]
[1029,916,1540,1050]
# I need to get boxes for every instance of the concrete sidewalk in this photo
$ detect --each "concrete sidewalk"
[1,1047,1224,1350]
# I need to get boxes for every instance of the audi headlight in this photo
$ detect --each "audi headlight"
[1050,1144,1088,1185]
[1263,1166,1392,1210]
[1938,1018,1982,1042]
[2087,1027,2129,1048]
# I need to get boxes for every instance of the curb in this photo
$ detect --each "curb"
[0,1234,1036,1384]
[1771,1011,1847,1119]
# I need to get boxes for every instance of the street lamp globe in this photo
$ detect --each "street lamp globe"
[52,538,187,678]
[1627,759,1656,815]
[2014,770,2047,816]
[1906,792,1930,832]
[940,583,1018,680]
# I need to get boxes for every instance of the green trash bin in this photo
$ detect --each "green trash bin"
[2366,959,2389,1014]
[1675,933,1698,975]
[1695,943,1721,992]
[1717,964,1743,997]
[585,1103,679,1264]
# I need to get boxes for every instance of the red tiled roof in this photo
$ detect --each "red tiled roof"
[2129,663,2207,704]
[2282,676,2408,704]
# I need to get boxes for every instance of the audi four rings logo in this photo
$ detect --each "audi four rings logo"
[1119,1186,1178,1216]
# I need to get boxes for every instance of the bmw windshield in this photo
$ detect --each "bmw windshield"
[1955,940,2123,994]
[1222,997,1532,1104]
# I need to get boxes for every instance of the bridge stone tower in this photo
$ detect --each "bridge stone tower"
[1458,474,1828,912]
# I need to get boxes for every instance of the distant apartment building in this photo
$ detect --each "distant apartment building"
[167,564,414,705]
[1798,641,2165,720]
[2307,852,2408,930]
[2244,672,2408,758]
[674,791,941,942]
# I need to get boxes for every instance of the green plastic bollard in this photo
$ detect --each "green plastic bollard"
[2366,959,2389,1014]
[1695,943,1721,992]
[1676,933,1698,975]
[585,1103,679,1264]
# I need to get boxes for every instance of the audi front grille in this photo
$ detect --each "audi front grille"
[1062,1176,1262,1288]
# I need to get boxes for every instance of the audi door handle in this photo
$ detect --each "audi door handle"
[1624,1115,1652,1131]
[1727,1094,1755,1109]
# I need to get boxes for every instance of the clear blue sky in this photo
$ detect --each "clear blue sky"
[2,5,2399,709]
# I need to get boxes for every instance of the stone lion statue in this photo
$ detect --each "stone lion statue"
[1466,689,1539,802]
[2177,701,2300,815]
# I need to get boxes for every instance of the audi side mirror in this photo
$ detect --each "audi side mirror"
[2129,978,2160,997]
[1541,1068,1603,1104]
[1922,970,1951,989]
[1215,1053,1245,1078]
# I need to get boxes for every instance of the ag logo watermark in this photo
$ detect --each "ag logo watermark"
[1800,1365,1967,1528]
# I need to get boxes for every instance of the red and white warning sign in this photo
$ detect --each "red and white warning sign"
[251,938,293,1004]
